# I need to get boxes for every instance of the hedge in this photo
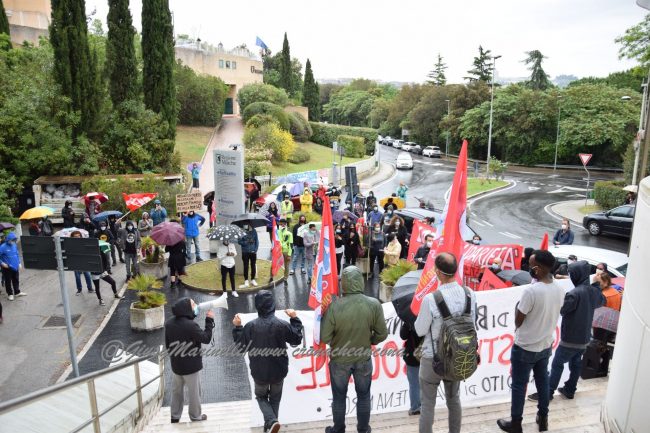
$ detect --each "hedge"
[243,102,290,131]
[337,135,365,158]
[287,111,313,142]
[288,146,311,164]
[593,180,627,210]
[309,122,378,155]
[237,83,289,111]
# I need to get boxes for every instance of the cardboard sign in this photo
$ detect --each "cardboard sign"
[175,191,203,213]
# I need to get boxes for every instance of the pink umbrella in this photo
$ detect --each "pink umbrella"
[151,222,185,246]
[187,162,202,173]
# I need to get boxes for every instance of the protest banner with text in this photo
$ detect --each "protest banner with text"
[175,191,203,213]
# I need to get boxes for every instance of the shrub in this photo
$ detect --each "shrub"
[288,146,311,164]
[287,111,312,142]
[379,259,417,286]
[243,123,296,163]
[488,156,508,180]
[246,114,280,129]
[237,83,289,111]
[128,274,166,309]
[244,147,273,178]
[175,61,229,126]
[337,135,365,158]
[242,102,290,130]
[309,122,377,155]
[593,180,627,210]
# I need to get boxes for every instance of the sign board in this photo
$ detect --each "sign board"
[277,170,319,185]
[21,236,102,272]
[213,149,245,225]
[579,153,593,166]
[21,236,56,270]
[175,191,203,213]
[402,128,410,136]
[332,141,338,153]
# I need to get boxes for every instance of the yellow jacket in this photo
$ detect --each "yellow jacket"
[280,200,294,219]
[300,191,313,213]
[384,240,402,266]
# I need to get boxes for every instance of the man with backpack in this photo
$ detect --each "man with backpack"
[414,252,477,433]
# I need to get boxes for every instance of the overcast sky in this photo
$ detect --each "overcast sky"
[85,0,645,84]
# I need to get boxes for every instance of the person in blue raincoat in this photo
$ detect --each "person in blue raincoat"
[0,233,24,301]
[191,163,201,190]
[150,200,168,226]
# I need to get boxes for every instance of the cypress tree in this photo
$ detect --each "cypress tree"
[0,0,10,38]
[302,59,320,121]
[142,0,177,139]
[107,0,137,107]
[50,0,97,136]
[280,32,292,94]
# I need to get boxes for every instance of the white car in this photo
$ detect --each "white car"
[552,245,628,277]
[401,142,413,152]
[393,140,404,149]
[395,152,414,170]
[422,146,442,158]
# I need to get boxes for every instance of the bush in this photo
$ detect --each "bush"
[175,61,229,126]
[243,102,290,131]
[237,83,289,111]
[288,146,311,164]
[128,274,166,309]
[287,111,312,142]
[488,156,508,180]
[244,147,273,178]
[593,180,627,210]
[379,259,417,286]
[310,122,377,155]
[246,114,280,129]
[337,135,365,158]
[243,123,296,163]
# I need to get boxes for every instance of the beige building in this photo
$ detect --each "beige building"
[175,43,264,115]
[4,0,50,46]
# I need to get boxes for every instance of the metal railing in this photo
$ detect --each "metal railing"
[0,355,165,433]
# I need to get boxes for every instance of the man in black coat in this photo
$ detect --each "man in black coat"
[233,290,303,433]
[414,234,434,270]
[165,298,214,424]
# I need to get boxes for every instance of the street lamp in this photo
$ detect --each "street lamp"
[553,95,563,171]
[486,55,501,178]
[624,85,648,185]
[445,99,451,158]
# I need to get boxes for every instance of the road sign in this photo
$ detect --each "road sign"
[579,153,593,166]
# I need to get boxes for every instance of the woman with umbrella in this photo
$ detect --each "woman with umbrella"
[265,202,280,242]
[166,240,187,289]
[217,235,238,297]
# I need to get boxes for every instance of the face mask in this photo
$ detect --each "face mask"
[373,207,378,211]
[491,263,499,269]
[561,224,567,230]
[310,229,316,233]
[193,305,199,316]
[374,227,380,232]
[243,225,249,230]
[189,212,194,217]
[472,239,480,245]
[529,266,538,279]
[127,225,134,231]
[336,230,341,234]
[395,221,400,226]
[426,241,433,247]
[567,259,575,265]
[100,225,107,230]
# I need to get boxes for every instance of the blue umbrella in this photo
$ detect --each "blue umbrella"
[92,210,123,222]
[290,182,307,196]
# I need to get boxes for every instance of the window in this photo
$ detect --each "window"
[232,61,237,69]
[225,61,231,69]
[610,206,632,218]
[218,59,224,68]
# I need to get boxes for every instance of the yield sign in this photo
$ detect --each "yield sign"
[579,153,593,166]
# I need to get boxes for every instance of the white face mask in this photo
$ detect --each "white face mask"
[472,239,480,245]
[395,221,400,227]
[426,241,433,247]
[567,259,576,265]
[491,263,500,269]
[561,224,567,230]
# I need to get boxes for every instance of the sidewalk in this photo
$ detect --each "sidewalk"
[550,199,597,225]
[358,161,396,192]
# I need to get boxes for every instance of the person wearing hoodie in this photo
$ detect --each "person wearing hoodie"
[166,240,187,289]
[138,212,153,238]
[182,211,206,263]
[120,221,141,280]
[108,215,124,265]
[321,266,388,433]
[94,221,114,274]
[238,224,259,289]
[150,200,168,226]
[232,291,303,433]
[300,187,313,213]
[39,215,54,237]
[0,233,24,301]
[528,261,605,403]
[165,298,215,424]
[62,200,76,228]
[91,247,121,306]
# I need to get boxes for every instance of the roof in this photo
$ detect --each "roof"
[34,173,183,185]
[552,245,628,269]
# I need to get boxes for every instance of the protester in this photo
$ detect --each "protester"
[383,234,401,267]
[165,297,214,424]
[383,197,396,212]
[276,185,291,202]
[138,212,153,238]
[182,211,206,263]
[414,234,434,270]
[300,187,313,213]
[217,239,238,297]
[232,291,303,433]
[62,200,76,228]
[166,240,186,289]
[278,218,293,284]
[0,233,24,301]
[303,224,319,283]
[87,198,101,220]
[239,224,259,288]
[120,221,141,280]
[339,212,354,240]
[150,200,168,226]
[91,247,121,306]
[368,223,386,276]
[321,266,388,433]
[345,229,361,266]
[365,191,377,213]
[265,202,280,241]
[94,222,114,273]
[334,225,345,275]
[423,216,435,226]
[470,234,482,245]
[203,194,215,227]
[497,249,565,433]
[554,254,577,279]
[70,231,94,295]
[28,219,41,236]
[81,213,96,235]
[415,252,477,433]
[528,260,605,404]
[280,196,294,224]
[191,163,201,190]
[290,215,307,276]
[366,204,383,227]
[595,271,621,311]
[313,197,324,215]
[39,215,54,237]
[397,181,409,200]
[385,215,408,258]
[108,215,124,265]
[400,321,423,416]
[553,219,574,246]
[520,247,534,272]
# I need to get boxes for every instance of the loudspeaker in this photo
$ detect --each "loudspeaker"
[198,294,229,311]
[345,167,359,196]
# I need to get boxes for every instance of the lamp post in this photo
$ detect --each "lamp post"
[624,82,648,185]
[486,55,501,178]
[553,95,562,171]
[445,99,451,158]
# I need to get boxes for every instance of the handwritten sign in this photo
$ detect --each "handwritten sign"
[175,191,203,213]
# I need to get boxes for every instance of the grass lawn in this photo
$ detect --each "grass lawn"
[578,204,602,215]
[467,178,509,197]
[176,125,214,167]
[183,258,284,293]
[271,141,365,176]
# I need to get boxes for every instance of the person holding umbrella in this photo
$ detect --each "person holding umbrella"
[190,163,201,190]
[150,200,168,226]
[28,219,41,236]
[239,224,259,289]
[39,215,54,237]
[218,238,238,297]
[166,240,187,289]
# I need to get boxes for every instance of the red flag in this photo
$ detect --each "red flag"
[540,232,549,251]
[477,267,508,291]
[271,218,284,277]
[308,195,339,371]
[407,219,437,262]
[122,193,158,212]
[411,140,468,315]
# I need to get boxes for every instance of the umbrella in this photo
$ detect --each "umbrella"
[0,222,15,230]
[497,270,532,286]
[204,191,215,202]
[20,206,54,220]
[623,185,638,193]
[258,201,276,218]
[92,210,123,222]
[244,177,262,192]
[333,209,358,224]
[290,182,309,197]
[379,196,405,210]
[98,240,111,254]
[391,270,423,325]
[297,221,322,238]
[187,162,202,172]
[231,213,268,229]
[54,228,90,238]
[151,221,185,246]
[83,192,109,205]
[208,224,246,241]
[592,307,619,332]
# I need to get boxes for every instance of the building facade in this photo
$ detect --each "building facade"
[4,0,51,47]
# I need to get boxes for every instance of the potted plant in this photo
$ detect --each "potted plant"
[128,274,166,331]
[378,259,417,303]
[139,236,167,279]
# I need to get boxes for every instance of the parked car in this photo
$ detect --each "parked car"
[395,152,414,170]
[552,245,628,278]
[383,136,394,145]
[422,146,442,158]
[401,142,413,152]
[393,140,404,149]
[410,144,423,155]
[394,207,479,241]
[582,204,634,238]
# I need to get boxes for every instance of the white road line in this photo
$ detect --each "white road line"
[471,212,477,217]
[472,220,486,227]
[479,219,494,227]
[499,231,519,239]
[468,180,518,205]
[543,202,587,231]
[503,231,523,239]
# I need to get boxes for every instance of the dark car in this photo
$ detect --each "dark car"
[582,204,634,238]
[410,144,423,155]
[393,207,479,241]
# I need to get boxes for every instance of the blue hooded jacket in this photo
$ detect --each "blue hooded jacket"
[239,229,259,254]
[182,213,205,237]
[0,232,21,271]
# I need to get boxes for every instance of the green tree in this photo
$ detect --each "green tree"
[302,59,321,120]
[465,45,493,82]
[524,50,551,91]
[568,67,645,93]
[280,32,292,95]
[243,122,296,162]
[237,82,289,111]
[106,0,138,107]
[0,0,11,44]
[427,53,447,86]
[616,14,650,67]
[263,50,303,100]
[142,0,177,139]
[175,61,228,126]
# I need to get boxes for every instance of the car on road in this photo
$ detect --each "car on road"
[392,140,404,149]
[409,144,423,155]
[582,204,635,238]
[422,146,442,158]
[395,152,414,170]
[393,207,479,241]
[401,142,414,152]
[551,245,628,278]
[382,136,393,145]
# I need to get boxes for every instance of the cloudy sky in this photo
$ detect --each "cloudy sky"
[85,0,646,84]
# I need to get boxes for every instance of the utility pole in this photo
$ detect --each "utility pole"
[486,55,501,178]
[632,78,649,185]
[445,99,451,158]
[554,96,562,171]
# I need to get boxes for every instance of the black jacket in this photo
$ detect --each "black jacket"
[414,246,430,270]
[400,322,423,367]
[560,261,605,348]
[292,223,305,247]
[165,298,214,376]
[62,206,75,228]
[233,291,303,385]
[345,234,360,258]
[369,231,385,253]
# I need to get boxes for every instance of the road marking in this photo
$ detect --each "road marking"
[479,219,494,227]
[468,180,518,205]
[471,212,477,217]
[500,231,522,239]
[528,186,541,191]
[568,194,586,198]
[472,220,486,227]
[543,202,587,231]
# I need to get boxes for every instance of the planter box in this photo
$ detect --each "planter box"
[356,257,370,274]
[139,260,167,279]
[129,303,165,331]
[378,281,393,303]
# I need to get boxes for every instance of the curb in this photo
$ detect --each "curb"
[467,179,515,200]
[545,201,585,226]
[181,260,286,294]
[360,162,396,190]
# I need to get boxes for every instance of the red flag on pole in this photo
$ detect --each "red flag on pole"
[540,232,549,251]
[308,195,339,371]
[271,218,284,277]
[411,140,469,315]
[477,267,508,291]
[122,193,158,212]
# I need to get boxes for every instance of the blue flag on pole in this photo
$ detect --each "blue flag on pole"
[255,36,268,50]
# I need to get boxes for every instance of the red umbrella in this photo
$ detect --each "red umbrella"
[83,192,109,206]
[150,221,185,246]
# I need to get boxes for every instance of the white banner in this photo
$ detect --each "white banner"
[213,149,245,225]
[241,279,574,427]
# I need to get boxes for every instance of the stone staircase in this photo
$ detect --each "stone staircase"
[140,378,607,433]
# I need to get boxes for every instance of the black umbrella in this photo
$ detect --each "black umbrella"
[497,270,532,286]
[391,270,423,325]
[244,177,262,192]
[208,224,246,241]
[231,213,268,229]
[204,191,215,202]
